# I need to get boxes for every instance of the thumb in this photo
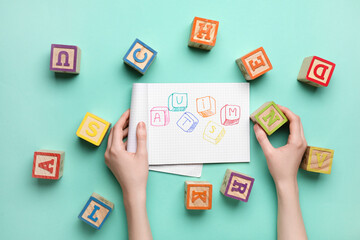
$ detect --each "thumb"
[254,124,274,156]
[136,122,148,157]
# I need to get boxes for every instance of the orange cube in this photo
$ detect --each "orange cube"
[185,181,212,210]
[188,17,219,50]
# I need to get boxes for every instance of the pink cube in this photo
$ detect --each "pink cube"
[150,107,170,126]
[220,104,241,126]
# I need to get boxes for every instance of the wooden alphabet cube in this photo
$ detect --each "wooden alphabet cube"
[188,17,219,50]
[177,112,199,133]
[76,112,111,146]
[250,101,288,135]
[236,47,272,80]
[150,107,170,126]
[168,93,188,112]
[50,44,81,74]
[297,56,335,87]
[220,169,255,202]
[196,96,216,117]
[123,38,157,75]
[32,150,64,180]
[300,146,334,174]
[185,181,212,210]
[220,104,241,126]
[203,121,225,144]
[78,193,114,230]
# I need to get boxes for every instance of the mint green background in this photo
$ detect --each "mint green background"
[1,0,359,239]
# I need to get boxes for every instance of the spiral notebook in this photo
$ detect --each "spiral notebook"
[127,83,250,177]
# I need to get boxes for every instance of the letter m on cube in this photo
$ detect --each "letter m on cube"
[220,104,241,126]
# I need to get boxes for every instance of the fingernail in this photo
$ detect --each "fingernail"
[139,121,145,129]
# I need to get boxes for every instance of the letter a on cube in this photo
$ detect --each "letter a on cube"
[150,107,170,127]
[188,17,219,50]
[196,96,216,117]
[185,181,212,210]
[300,146,334,174]
[220,169,255,202]
[50,44,81,74]
[236,47,272,80]
[32,150,65,180]
[168,93,188,112]
[203,121,225,144]
[250,101,288,135]
[79,193,114,230]
[297,56,335,87]
[177,112,199,133]
[76,112,111,146]
[123,39,157,75]
[220,104,241,126]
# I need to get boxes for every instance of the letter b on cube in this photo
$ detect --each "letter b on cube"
[177,112,199,133]
[220,104,241,126]
[150,107,170,126]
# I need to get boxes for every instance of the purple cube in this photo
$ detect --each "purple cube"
[50,44,81,74]
[220,169,254,202]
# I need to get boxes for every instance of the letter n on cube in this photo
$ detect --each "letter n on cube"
[220,169,255,202]
[50,44,81,74]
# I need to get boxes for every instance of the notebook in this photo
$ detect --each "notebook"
[127,83,250,175]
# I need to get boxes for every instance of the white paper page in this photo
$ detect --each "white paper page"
[148,83,250,165]
[128,83,203,177]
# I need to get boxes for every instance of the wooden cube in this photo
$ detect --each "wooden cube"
[123,38,157,75]
[76,112,111,146]
[220,104,241,126]
[188,17,219,50]
[185,181,212,210]
[196,96,216,117]
[220,169,255,202]
[50,44,81,74]
[176,112,199,133]
[78,193,114,230]
[32,150,65,180]
[203,121,225,144]
[297,56,335,87]
[300,146,334,174]
[150,107,170,127]
[250,101,288,135]
[236,47,272,80]
[168,93,188,112]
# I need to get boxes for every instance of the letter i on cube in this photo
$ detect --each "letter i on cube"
[150,107,170,126]
[196,96,216,117]
[297,56,335,87]
[188,17,219,50]
[236,47,272,80]
[32,150,65,180]
[123,39,157,75]
[79,193,114,230]
[250,101,288,135]
[220,169,255,202]
[50,44,81,74]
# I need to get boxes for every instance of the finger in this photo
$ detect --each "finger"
[123,127,129,139]
[106,127,114,152]
[112,109,130,149]
[135,122,148,158]
[277,105,302,142]
[254,124,274,155]
[124,140,128,151]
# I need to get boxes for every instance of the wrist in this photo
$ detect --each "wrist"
[275,179,299,196]
[123,190,147,209]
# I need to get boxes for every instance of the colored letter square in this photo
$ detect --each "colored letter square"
[297,56,335,87]
[76,112,111,146]
[50,44,81,74]
[150,107,170,126]
[78,193,114,230]
[300,146,334,174]
[220,104,241,126]
[177,112,199,133]
[185,181,212,210]
[32,150,64,180]
[220,169,255,202]
[196,96,216,117]
[168,93,188,112]
[250,101,288,135]
[123,39,157,75]
[188,17,219,50]
[236,47,272,80]
[203,121,225,144]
